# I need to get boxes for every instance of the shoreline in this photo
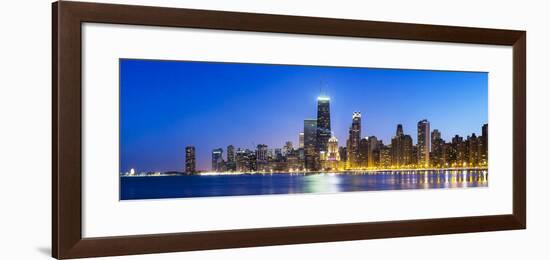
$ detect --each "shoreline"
[121,167,488,177]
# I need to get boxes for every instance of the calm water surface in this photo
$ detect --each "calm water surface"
[120,170,488,200]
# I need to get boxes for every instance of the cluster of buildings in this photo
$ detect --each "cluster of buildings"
[184,96,488,173]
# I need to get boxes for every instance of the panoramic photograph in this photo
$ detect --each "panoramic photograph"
[119,59,488,200]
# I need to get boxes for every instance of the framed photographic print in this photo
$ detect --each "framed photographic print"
[53,1,526,259]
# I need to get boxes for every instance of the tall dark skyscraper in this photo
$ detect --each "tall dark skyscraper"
[396,124,404,137]
[367,136,379,167]
[339,146,347,163]
[226,145,236,171]
[431,129,441,151]
[431,129,444,167]
[402,135,414,166]
[256,144,269,171]
[304,119,320,171]
[212,148,223,172]
[358,137,369,167]
[481,123,488,165]
[316,96,331,153]
[391,124,413,167]
[227,145,235,163]
[185,146,196,173]
[347,112,361,167]
[417,119,430,166]
[468,133,480,166]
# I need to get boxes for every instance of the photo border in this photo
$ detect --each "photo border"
[53,1,526,258]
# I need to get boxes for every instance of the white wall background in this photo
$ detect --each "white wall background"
[0,0,547,259]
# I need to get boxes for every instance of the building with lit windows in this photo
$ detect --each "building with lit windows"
[367,136,379,168]
[256,144,269,171]
[417,119,430,167]
[226,145,236,171]
[316,96,331,154]
[346,112,361,167]
[185,146,196,173]
[304,119,320,171]
[211,148,224,172]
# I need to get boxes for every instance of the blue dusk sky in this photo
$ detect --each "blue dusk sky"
[120,59,488,172]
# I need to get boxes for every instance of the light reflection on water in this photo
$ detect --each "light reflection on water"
[303,173,342,194]
[120,170,488,200]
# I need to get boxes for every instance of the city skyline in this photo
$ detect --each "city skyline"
[120,59,488,172]
[198,105,487,173]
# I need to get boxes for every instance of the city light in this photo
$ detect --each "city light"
[178,95,488,175]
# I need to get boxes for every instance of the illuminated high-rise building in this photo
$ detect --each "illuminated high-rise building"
[211,148,223,172]
[367,136,379,167]
[236,149,256,172]
[431,130,444,167]
[256,144,269,171]
[451,135,465,166]
[339,146,347,163]
[347,112,361,167]
[299,132,304,148]
[391,124,413,167]
[327,136,340,161]
[468,133,480,166]
[304,119,320,171]
[358,137,369,167]
[227,145,235,163]
[235,148,247,172]
[256,144,268,162]
[185,146,196,173]
[316,96,331,153]
[321,135,340,170]
[358,138,369,167]
[417,119,430,166]
[226,145,236,171]
[481,124,488,165]
[380,145,391,168]
[402,135,414,166]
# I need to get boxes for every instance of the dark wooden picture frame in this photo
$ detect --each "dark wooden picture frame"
[52,1,526,259]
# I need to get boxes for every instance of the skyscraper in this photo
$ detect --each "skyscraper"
[402,135,414,166]
[481,124,488,165]
[227,145,235,163]
[452,135,465,166]
[347,112,361,167]
[211,148,224,172]
[380,145,391,168]
[304,119,320,171]
[417,119,430,166]
[327,136,340,161]
[226,145,236,171]
[321,135,340,170]
[396,124,404,137]
[431,130,444,167]
[339,146,347,163]
[367,136,379,167]
[358,138,369,167]
[299,132,304,148]
[236,149,256,172]
[235,148,246,172]
[468,133,480,166]
[316,96,331,153]
[391,124,413,167]
[256,144,269,171]
[185,146,196,173]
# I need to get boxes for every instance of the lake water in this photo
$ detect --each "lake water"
[120,170,488,200]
